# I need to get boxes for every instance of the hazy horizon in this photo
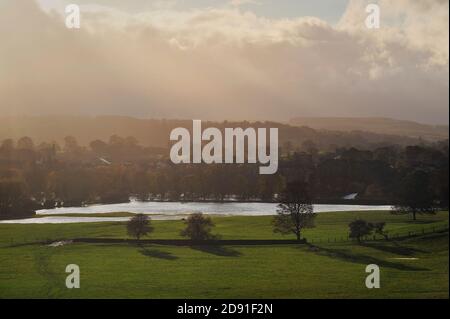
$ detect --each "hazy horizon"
[0,0,448,124]
[1,114,449,127]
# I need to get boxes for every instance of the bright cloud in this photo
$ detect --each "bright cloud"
[0,0,448,124]
[230,0,261,7]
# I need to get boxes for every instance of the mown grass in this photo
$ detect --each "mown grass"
[0,211,448,299]
[4,211,448,244]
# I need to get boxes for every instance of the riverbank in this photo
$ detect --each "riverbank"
[0,202,395,223]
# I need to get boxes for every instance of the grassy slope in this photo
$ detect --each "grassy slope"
[0,211,448,299]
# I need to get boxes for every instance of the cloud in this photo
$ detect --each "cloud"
[339,0,449,65]
[230,0,261,7]
[0,0,448,124]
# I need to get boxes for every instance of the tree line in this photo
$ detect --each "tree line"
[0,135,448,219]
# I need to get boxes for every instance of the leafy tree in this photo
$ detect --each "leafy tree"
[89,139,109,154]
[0,139,14,160]
[46,168,93,207]
[302,140,318,156]
[127,214,153,240]
[0,179,35,218]
[273,181,316,241]
[63,136,80,153]
[181,213,216,240]
[17,137,35,150]
[349,219,373,243]
[393,169,437,220]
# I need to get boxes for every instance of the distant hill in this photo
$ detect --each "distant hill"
[290,117,448,142]
[0,116,442,150]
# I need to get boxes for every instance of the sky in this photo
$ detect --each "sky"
[0,0,448,124]
[37,0,350,23]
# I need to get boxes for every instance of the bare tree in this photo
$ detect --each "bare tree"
[273,181,316,241]
[393,169,437,221]
[373,222,389,240]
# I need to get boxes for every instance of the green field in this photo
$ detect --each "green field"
[0,211,448,299]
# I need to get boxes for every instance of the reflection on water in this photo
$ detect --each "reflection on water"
[0,215,183,224]
[0,201,392,224]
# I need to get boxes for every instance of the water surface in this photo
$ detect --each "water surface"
[0,201,392,224]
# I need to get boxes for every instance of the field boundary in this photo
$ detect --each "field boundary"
[308,224,449,244]
[71,238,307,245]
[52,224,449,246]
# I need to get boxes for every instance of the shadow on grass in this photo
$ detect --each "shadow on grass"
[361,242,428,256]
[139,246,178,260]
[306,244,429,271]
[401,219,441,225]
[191,245,242,257]
[6,242,42,248]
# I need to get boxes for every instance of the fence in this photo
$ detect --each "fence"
[4,223,448,247]
[308,223,449,244]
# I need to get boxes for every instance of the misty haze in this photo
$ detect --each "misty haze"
[0,0,448,301]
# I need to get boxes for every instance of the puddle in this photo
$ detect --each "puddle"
[48,240,73,247]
